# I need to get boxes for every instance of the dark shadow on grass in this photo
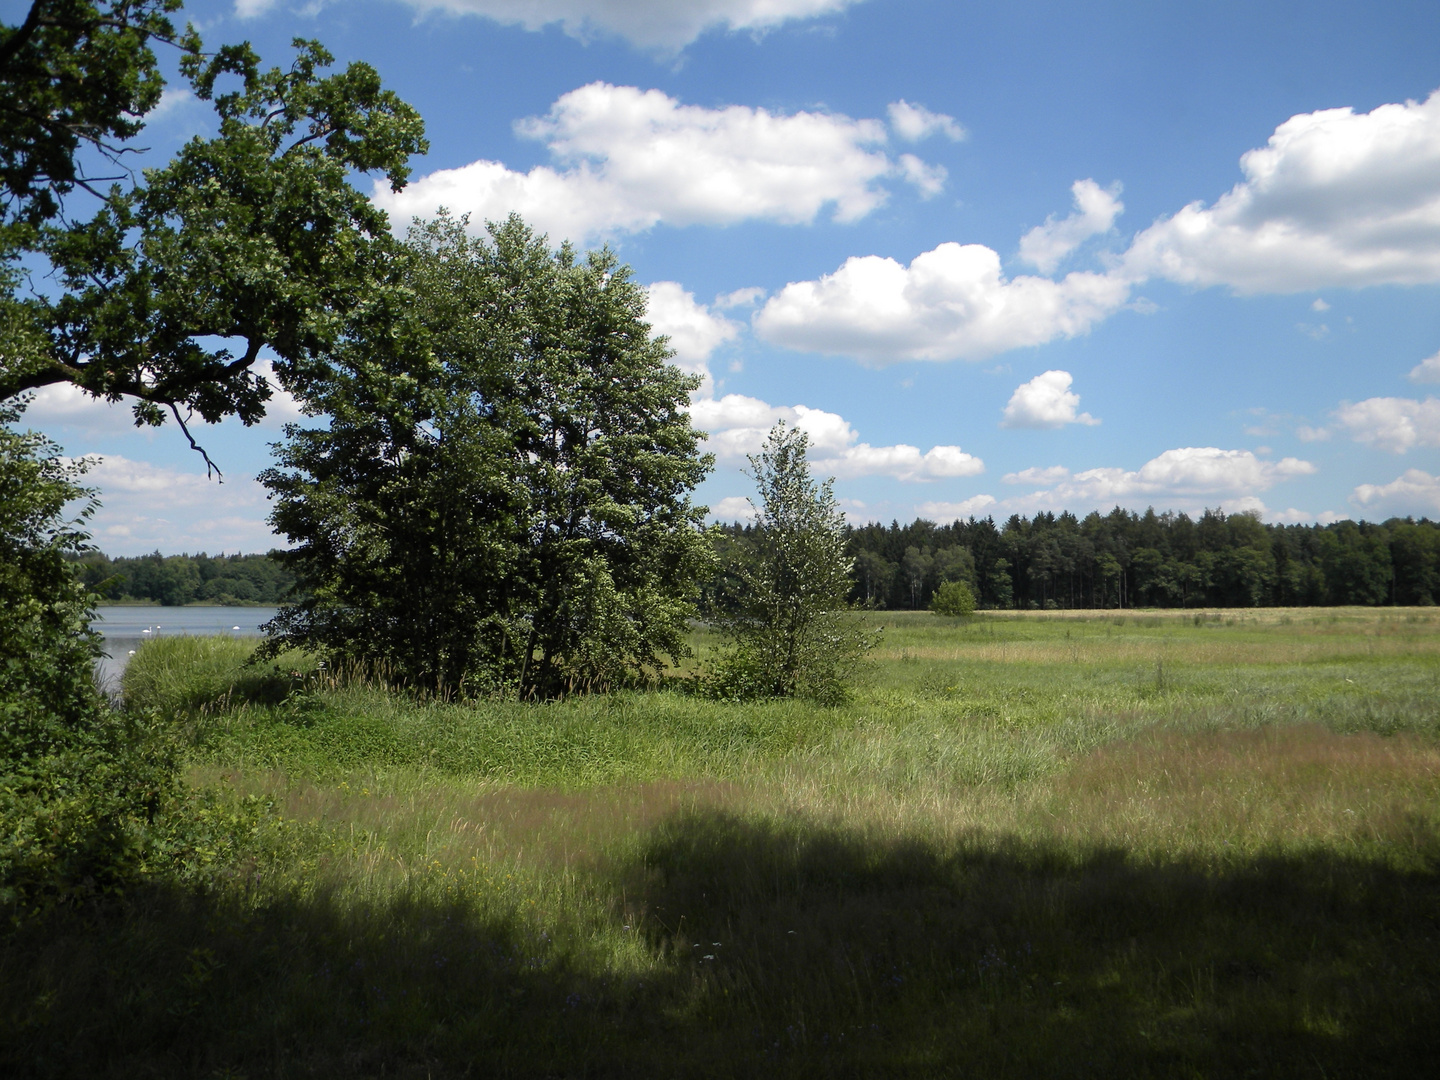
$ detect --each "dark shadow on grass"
[3,812,1438,1078]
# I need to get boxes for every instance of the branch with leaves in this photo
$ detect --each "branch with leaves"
[1,6,426,469]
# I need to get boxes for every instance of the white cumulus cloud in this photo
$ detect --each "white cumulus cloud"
[753,242,1131,364]
[914,446,1317,526]
[714,286,766,309]
[915,495,998,521]
[1408,349,1440,383]
[887,100,965,142]
[643,282,740,391]
[683,85,1440,371]
[1333,396,1440,453]
[1000,369,1100,429]
[377,83,941,244]
[1269,507,1315,524]
[1017,179,1124,274]
[387,0,863,51]
[1018,447,1315,507]
[897,153,947,198]
[708,495,756,521]
[816,442,984,482]
[73,456,278,555]
[21,383,138,435]
[1123,89,1440,292]
[1352,468,1440,516]
[1002,465,1072,486]
[688,393,981,482]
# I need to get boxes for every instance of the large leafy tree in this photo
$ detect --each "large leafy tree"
[712,422,876,703]
[261,214,714,699]
[1,2,426,468]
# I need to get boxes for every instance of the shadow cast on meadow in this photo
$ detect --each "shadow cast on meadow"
[4,808,1438,1078]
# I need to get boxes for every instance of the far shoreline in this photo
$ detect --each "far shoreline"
[94,600,286,609]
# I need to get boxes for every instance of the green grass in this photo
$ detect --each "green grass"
[5,609,1439,1076]
[119,634,308,718]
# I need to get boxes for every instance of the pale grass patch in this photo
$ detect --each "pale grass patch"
[1034,725,1440,862]
[873,634,1440,666]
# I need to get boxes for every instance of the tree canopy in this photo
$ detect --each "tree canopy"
[261,214,714,698]
[1,3,426,468]
[711,422,875,703]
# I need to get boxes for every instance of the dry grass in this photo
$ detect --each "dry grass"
[1039,724,1440,857]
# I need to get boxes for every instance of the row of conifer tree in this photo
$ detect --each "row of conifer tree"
[832,509,1438,610]
[77,508,1440,612]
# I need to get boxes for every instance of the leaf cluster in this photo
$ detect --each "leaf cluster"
[0,0,190,232]
[1,6,426,467]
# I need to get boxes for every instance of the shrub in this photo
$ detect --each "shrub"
[930,580,977,617]
[0,401,179,916]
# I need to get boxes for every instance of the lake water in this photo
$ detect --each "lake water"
[92,605,278,692]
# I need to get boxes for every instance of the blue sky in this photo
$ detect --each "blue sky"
[23,0,1440,554]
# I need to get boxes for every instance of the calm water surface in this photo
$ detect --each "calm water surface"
[92,605,277,692]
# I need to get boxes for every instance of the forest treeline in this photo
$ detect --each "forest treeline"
[79,507,1440,612]
[70,551,296,606]
[832,508,1438,610]
[722,507,1440,611]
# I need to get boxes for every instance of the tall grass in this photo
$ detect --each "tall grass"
[120,635,303,717]
[4,609,1438,1076]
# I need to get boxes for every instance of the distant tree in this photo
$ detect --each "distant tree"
[1389,520,1440,604]
[262,214,713,698]
[987,557,1014,610]
[901,545,932,609]
[711,422,876,703]
[1317,522,1392,606]
[854,548,895,606]
[931,544,976,588]
[844,509,1440,611]
[929,579,976,617]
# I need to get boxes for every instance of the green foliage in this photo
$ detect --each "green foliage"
[0,1,188,234]
[121,635,298,717]
[846,507,1440,610]
[930,579,976,616]
[72,549,296,605]
[1,9,426,446]
[0,400,178,915]
[261,213,714,699]
[711,422,875,703]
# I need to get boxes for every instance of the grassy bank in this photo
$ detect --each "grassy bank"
[4,610,1438,1076]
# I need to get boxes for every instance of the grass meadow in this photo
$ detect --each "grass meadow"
[5,609,1439,1077]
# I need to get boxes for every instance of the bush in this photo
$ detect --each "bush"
[0,401,179,916]
[930,580,977,617]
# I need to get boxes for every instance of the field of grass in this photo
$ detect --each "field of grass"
[5,609,1439,1077]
